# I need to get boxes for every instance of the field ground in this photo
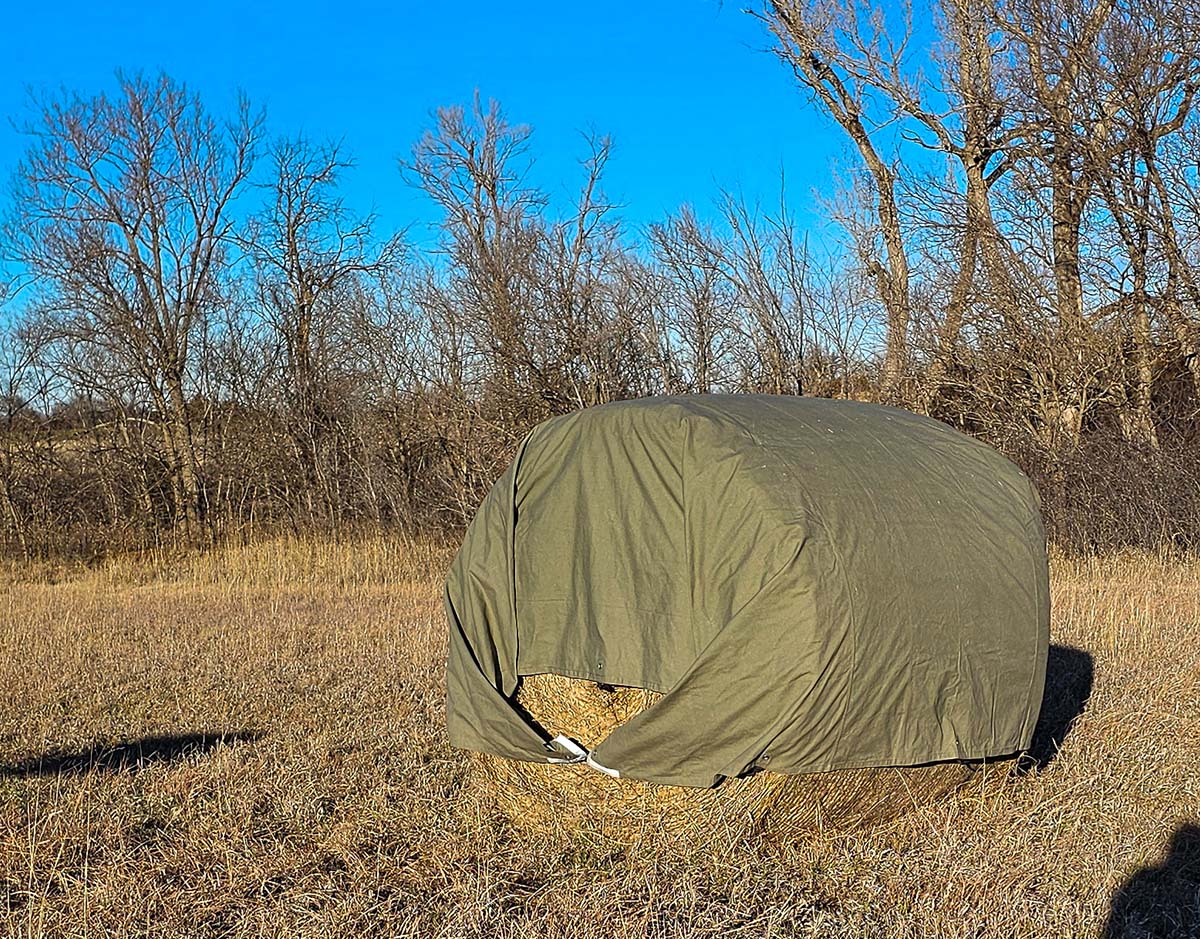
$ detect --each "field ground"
[1,537,1198,938]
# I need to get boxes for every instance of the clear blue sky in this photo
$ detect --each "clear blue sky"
[2,1,857,242]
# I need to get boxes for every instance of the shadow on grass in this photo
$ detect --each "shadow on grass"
[1019,643,1095,773]
[0,731,262,778]
[1105,823,1200,938]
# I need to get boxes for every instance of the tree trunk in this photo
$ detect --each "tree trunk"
[166,374,202,537]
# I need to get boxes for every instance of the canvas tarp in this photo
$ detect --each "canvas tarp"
[445,395,1050,788]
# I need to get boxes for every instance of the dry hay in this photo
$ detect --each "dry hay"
[470,673,996,844]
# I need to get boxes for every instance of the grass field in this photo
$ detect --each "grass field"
[1,537,1198,938]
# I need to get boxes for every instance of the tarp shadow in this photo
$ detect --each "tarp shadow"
[0,731,262,778]
[1105,823,1200,938]
[1020,643,1095,772]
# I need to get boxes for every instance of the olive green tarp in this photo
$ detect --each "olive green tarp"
[445,395,1050,788]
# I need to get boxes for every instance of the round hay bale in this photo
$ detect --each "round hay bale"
[471,673,989,844]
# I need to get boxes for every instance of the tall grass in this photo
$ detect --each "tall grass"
[1,538,1197,937]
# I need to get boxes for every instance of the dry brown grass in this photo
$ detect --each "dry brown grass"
[1,537,1198,938]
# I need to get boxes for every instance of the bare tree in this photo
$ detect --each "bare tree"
[1098,0,1200,409]
[243,136,403,523]
[710,190,809,395]
[403,96,653,517]
[648,208,736,394]
[4,73,260,536]
[403,96,548,425]
[760,0,914,399]
[1002,0,1118,335]
[0,320,45,557]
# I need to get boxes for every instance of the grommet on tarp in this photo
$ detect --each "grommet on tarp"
[544,734,621,778]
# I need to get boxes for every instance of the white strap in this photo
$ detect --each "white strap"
[585,751,621,778]
[545,734,588,764]
[544,734,621,777]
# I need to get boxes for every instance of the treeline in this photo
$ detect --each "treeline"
[2,0,1200,560]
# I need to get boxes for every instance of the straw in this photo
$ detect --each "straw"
[469,674,986,844]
